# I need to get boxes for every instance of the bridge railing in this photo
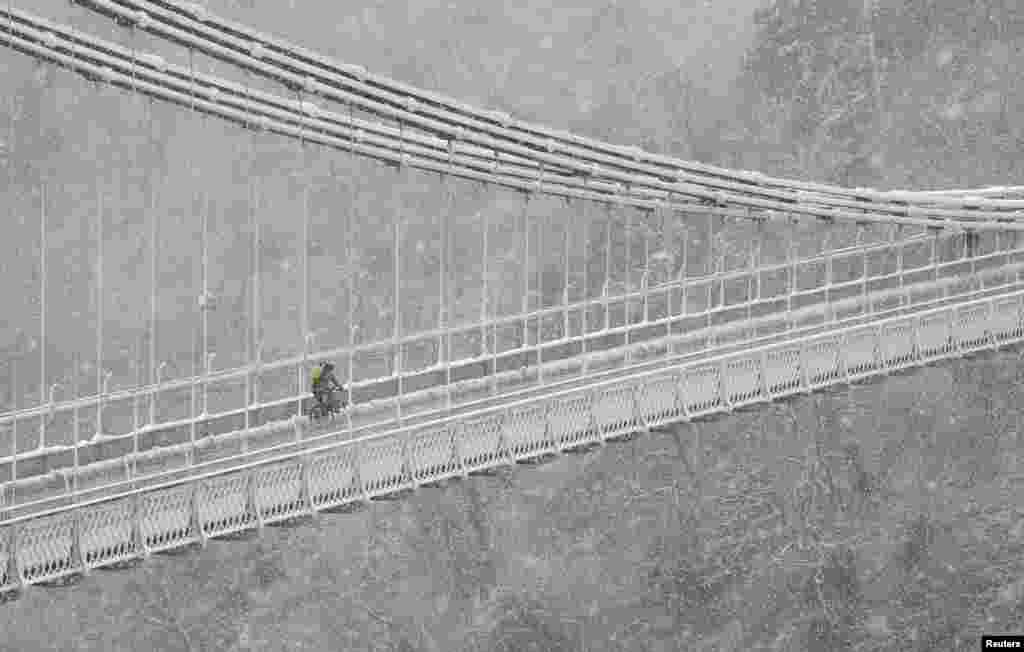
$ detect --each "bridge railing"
[4,251,1023,517]
[0,222,1007,429]
[2,273,1024,592]
[4,3,1024,462]
[1,226,1015,467]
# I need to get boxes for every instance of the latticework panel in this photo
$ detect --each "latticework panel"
[683,364,723,415]
[140,485,196,553]
[197,473,254,539]
[307,447,360,510]
[550,395,597,450]
[17,513,76,585]
[593,383,642,437]
[503,404,551,461]
[5,285,1024,598]
[804,337,843,388]
[0,527,13,593]
[724,356,764,406]
[254,462,306,525]
[956,304,992,350]
[635,373,684,428]
[881,320,916,367]
[80,499,136,568]
[992,296,1023,342]
[407,426,460,484]
[359,436,412,499]
[764,347,802,396]
[458,414,505,473]
[917,310,954,359]
[843,327,879,378]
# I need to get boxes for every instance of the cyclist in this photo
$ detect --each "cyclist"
[311,361,346,417]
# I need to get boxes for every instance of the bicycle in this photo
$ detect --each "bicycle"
[310,386,347,422]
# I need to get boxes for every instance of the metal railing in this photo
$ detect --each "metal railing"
[2,1,1023,597]
[9,259,1021,516]
[2,227,1016,492]
[0,225,1006,429]
[1,283,1023,592]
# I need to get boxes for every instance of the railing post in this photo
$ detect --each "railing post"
[354,442,369,505]
[301,454,317,518]
[839,335,851,384]
[788,217,798,327]
[798,343,810,393]
[133,493,149,559]
[641,270,650,324]
[1018,295,1024,340]
[244,361,251,432]
[190,360,197,464]
[132,384,140,435]
[946,308,955,355]
[12,525,24,588]
[297,349,306,420]
[347,327,357,435]
[760,350,771,400]
[302,333,314,426]
[859,224,869,315]
[824,220,835,323]
[490,322,498,399]
[541,401,555,458]
[72,365,81,498]
[677,370,690,422]
[953,307,965,354]
[912,317,923,362]
[254,341,263,414]
[563,200,572,339]
[248,470,263,531]
[602,280,611,332]
[874,324,885,373]
[203,352,216,417]
[99,370,113,437]
[987,300,997,350]
[624,310,633,367]
[587,389,604,445]
[5,525,21,592]
[751,218,763,332]
[719,360,732,411]
[680,230,689,328]
[632,382,648,433]
[42,382,59,450]
[192,482,207,547]
[439,175,450,411]
[151,361,167,426]
[72,509,87,577]
[538,324,545,386]
[9,412,17,498]
[401,436,413,490]
[39,182,47,477]
[452,421,466,478]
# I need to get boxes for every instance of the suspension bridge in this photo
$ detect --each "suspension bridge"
[1,1,1024,596]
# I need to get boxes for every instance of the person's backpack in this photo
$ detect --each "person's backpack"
[311,365,322,387]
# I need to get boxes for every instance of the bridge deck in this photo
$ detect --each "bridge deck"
[2,284,1023,593]
[2,255,1020,509]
